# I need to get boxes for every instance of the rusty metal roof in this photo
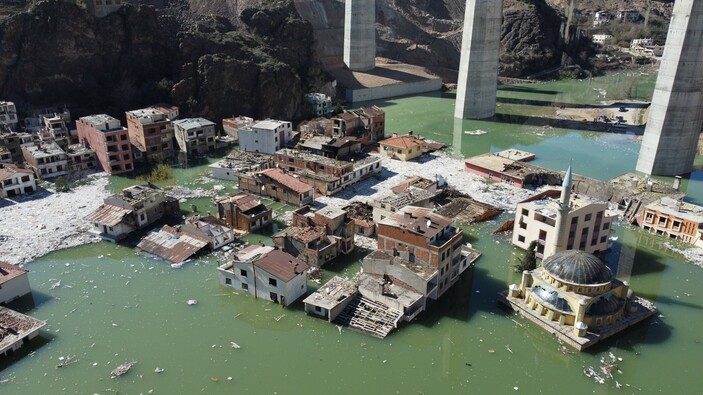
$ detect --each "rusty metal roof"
[137,225,209,264]
[254,250,307,283]
[258,168,312,194]
[220,194,265,214]
[85,205,133,226]
[0,261,27,285]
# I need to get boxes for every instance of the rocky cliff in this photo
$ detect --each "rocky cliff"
[0,0,328,121]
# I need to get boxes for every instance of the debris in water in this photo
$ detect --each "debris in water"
[337,325,343,334]
[227,376,233,381]
[211,377,220,382]
[230,342,241,349]
[51,280,61,289]
[274,314,286,322]
[110,362,134,378]
[505,345,513,354]
[154,367,164,373]
[187,300,198,305]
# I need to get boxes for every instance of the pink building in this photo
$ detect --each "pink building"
[76,114,134,175]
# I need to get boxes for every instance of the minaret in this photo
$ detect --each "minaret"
[552,165,573,256]
[454,0,503,119]
[343,0,376,72]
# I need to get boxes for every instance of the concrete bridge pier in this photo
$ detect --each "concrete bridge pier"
[344,0,376,72]
[454,0,503,120]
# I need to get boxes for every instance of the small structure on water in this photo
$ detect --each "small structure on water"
[218,245,308,307]
[499,249,657,351]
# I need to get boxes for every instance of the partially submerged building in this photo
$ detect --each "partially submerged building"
[0,262,31,305]
[209,151,273,182]
[343,201,375,237]
[0,307,46,357]
[216,193,273,233]
[640,197,703,247]
[464,152,536,188]
[218,245,307,306]
[238,168,314,207]
[332,106,385,144]
[273,148,381,196]
[137,225,210,265]
[296,135,362,160]
[512,167,615,260]
[372,177,442,222]
[273,206,355,267]
[126,106,177,162]
[501,250,657,351]
[239,119,294,155]
[77,114,134,175]
[376,206,474,299]
[303,276,358,322]
[0,163,36,198]
[173,118,217,156]
[86,184,180,241]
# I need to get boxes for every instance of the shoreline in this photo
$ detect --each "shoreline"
[0,174,111,265]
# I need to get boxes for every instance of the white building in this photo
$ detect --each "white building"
[592,34,613,46]
[593,10,611,26]
[304,93,332,117]
[173,118,217,155]
[0,163,36,198]
[239,119,293,155]
[617,9,640,22]
[21,142,68,179]
[0,101,18,131]
[512,166,616,260]
[631,38,654,49]
[0,261,31,305]
[217,245,307,307]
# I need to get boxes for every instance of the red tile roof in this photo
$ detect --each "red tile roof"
[255,250,307,282]
[0,164,33,182]
[258,168,312,195]
[0,262,28,285]
[380,135,422,150]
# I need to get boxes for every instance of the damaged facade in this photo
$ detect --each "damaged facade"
[273,148,381,196]
[209,151,274,182]
[332,106,385,144]
[238,168,314,207]
[218,245,307,306]
[21,141,68,180]
[640,197,703,247]
[216,193,273,233]
[273,206,355,267]
[77,114,134,175]
[126,105,178,162]
[0,163,36,198]
[86,184,180,241]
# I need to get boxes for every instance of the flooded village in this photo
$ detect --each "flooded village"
[1,0,703,394]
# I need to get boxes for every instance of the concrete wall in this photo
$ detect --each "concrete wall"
[636,0,703,176]
[346,78,442,102]
[0,273,30,305]
[344,0,376,71]
[454,0,503,119]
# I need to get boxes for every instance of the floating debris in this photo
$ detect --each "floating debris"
[154,367,164,373]
[230,342,241,349]
[110,362,134,378]
[51,280,61,289]
[187,300,198,306]
[274,314,286,322]
[56,354,79,368]
[464,130,487,136]
[211,377,220,382]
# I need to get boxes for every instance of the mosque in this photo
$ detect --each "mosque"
[501,167,657,350]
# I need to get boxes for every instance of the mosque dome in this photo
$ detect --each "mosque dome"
[542,250,612,285]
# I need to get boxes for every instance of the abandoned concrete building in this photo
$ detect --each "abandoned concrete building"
[296,135,362,160]
[77,114,134,175]
[65,144,97,173]
[0,163,36,198]
[21,141,68,180]
[216,193,273,233]
[173,118,217,156]
[238,168,314,207]
[273,206,355,267]
[222,116,254,142]
[332,106,385,144]
[126,105,178,162]
[379,135,424,162]
[209,151,274,182]
[377,206,474,299]
[218,245,308,307]
[86,184,180,241]
[372,177,442,222]
[274,148,381,196]
[239,119,294,155]
[137,225,210,265]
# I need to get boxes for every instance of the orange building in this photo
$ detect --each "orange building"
[641,198,703,246]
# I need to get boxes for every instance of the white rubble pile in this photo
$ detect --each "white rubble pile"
[664,242,703,268]
[167,186,214,201]
[0,174,111,265]
[354,235,377,250]
[316,153,533,211]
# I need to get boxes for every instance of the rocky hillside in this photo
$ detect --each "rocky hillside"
[0,0,329,121]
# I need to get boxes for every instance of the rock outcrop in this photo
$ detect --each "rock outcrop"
[0,0,328,121]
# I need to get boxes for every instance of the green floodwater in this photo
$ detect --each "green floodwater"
[3,73,703,394]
